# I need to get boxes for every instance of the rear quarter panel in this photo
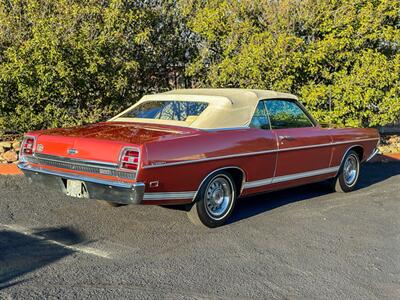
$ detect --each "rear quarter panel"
[138,128,278,197]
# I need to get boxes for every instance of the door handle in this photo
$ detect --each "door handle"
[279,135,296,141]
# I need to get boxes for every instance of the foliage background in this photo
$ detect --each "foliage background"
[0,0,399,133]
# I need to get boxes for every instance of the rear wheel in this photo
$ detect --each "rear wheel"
[187,171,236,228]
[333,150,360,192]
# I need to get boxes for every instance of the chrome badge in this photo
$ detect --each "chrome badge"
[67,148,78,155]
[36,144,44,152]
[99,169,112,175]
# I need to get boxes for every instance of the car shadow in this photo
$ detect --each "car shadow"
[0,226,84,290]
[228,162,400,225]
[356,161,400,189]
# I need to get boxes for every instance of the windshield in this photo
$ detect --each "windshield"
[120,101,208,122]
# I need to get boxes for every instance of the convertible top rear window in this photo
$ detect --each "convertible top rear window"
[121,101,208,122]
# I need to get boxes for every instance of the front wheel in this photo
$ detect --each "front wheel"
[187,171,236,228]
[333,150,360,192]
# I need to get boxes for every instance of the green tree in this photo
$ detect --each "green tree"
[181,0,400,127]
[0,0,399,132]
[0,0,194,133]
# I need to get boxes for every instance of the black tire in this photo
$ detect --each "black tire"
[333,150,361,193]
[187,171,236,228]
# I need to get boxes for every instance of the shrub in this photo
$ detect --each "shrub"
[181,0,400,127]
[0,0,193,133]
[0,0,399,132]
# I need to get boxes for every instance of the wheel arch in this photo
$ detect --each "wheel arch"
[351,145,364,161]
[192,166,246,202]
[335,144,364,176]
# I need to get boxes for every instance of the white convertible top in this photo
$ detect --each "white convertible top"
[111,88,298,129]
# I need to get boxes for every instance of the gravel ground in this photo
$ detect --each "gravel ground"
[0,162,399,299]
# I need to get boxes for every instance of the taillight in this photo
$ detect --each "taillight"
[119,148,139,170]
[21,136,36,156]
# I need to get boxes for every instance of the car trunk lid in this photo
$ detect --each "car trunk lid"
[33,122,198,163]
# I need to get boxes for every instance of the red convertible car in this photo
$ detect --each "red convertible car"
[19,89,380,227]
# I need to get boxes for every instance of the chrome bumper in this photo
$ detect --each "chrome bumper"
[18,162,145,205]
[366,148,380,162]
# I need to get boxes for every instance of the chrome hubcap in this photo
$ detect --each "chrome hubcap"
[344,155,358,186]
[205,177,232,219]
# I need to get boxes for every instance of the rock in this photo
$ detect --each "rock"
[378,144,400,154]
[387,136,400,145]
[378,145,389,153]
[0,141,12,149]
[12,141,21,152]
[0,146,4,155]
[2,150,18,162]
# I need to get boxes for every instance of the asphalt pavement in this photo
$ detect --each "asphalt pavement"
[0,162,399,299]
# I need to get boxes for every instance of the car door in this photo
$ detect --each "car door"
[243,100,278,192]
[264,99,333,185]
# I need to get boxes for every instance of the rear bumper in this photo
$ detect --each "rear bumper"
[18,162,145,204]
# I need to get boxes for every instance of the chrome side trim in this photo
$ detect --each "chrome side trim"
[144,191,196,200]
[243,177,273,189]
[18,162,138,189]
[143,138,380,169]
[277,140,350,152]
[144,150,277,169]
[326,138,378,147]
[366,148,380,162]
[203,126,249,132]
[366,139,380,163]
[272,166,340,184]
[243,166,340,189]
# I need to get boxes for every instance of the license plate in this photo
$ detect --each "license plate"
[66,180,89,198]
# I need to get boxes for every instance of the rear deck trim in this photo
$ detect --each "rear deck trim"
[24,154,136,180]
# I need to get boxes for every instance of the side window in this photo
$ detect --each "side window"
[250,101,270,130]
[265,100,314,129]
